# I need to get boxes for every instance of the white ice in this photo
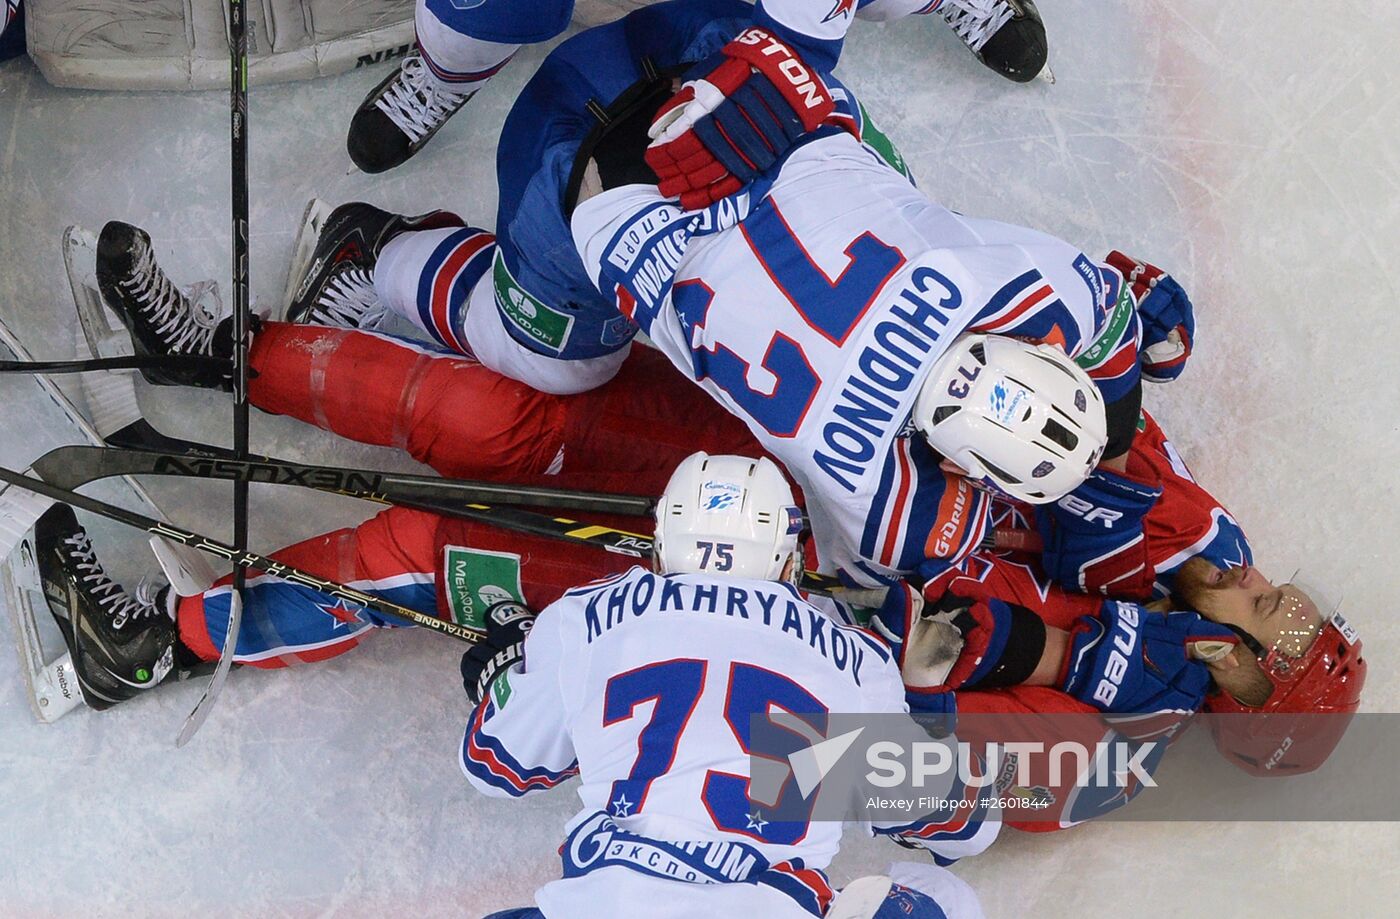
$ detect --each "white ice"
[2,1,1399,916]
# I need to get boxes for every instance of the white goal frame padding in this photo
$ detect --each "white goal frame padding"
[25,0,651,92]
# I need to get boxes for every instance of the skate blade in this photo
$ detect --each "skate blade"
[64,225,129,360]
[1035,60,1056,84]
[1,525,86,722]
[280,198,334,320]
[176,589,241,747]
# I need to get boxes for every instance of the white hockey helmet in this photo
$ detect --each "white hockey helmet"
[912,334,1107,504]
[654,453,805,584]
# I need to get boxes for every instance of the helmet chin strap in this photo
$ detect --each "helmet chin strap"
[1222,622,1268,658]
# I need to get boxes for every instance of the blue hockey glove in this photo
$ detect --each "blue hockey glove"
[1061,601,1238,714]
[460,601,534,705]
[646,27,835,209]
[1035,465,1162,597]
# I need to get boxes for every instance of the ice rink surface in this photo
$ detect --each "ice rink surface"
[1,1,1398,916]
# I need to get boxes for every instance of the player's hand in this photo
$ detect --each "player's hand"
[645,27,836,211]
[1035,464,1163,598]
[875,585,1030,691]
[460,601,535,705]
[1105,251,1195,383]
[1061,601,1239,714]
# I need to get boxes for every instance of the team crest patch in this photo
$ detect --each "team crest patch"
[443,545,526,629]
[492,252,574,353]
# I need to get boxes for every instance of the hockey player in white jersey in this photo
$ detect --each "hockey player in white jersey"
[459,453,995,919]
[347,0,1049,173]
[278,0,1145,597]
[572,101,1138,591]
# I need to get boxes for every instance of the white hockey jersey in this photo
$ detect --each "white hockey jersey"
[459,567,997,918]
[572,132,1140,588]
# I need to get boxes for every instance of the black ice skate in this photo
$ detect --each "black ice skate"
[285,201,461,328]
[34,504,179,711]
[95,221,233,389]
[938,0,1050,84]
[347,52,478,174]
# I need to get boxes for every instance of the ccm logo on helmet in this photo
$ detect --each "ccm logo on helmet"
[1264,736,1294,771]
[735,29,827,111]
[1056,494,1123,528]
[1092,603,1139,708]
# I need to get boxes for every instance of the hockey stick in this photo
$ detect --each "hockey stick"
[0,354,230,375]
[180,0,255,747]
[31,445,658,518]
[33,415,859,597]
[0,465,485,644]
[31,440,854,595]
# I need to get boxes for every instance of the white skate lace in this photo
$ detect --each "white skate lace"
[118,241,220,356]
[62,532,162,631]
[310,266,387,330]
[938,0,1017,52]
[374,54,474,144]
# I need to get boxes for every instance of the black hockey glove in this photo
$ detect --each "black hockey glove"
[460,601,535,706]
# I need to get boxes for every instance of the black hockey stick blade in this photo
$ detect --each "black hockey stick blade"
[0,354,232,376]
[50,419,857,599]
[30,444,659,517]
[0,464,484,645]
[24,442,855,594]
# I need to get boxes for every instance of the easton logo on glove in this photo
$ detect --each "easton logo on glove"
[731,29,830,112]
[645,28,837,210]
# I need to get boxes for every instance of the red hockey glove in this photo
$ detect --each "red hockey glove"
[1104,250,1195,383]
[645,28,836,210]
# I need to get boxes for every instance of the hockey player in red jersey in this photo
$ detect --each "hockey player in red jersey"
[85,215,1363,742]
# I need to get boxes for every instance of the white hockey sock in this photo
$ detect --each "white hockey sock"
[415,2,519,92]
[376,226,496,356]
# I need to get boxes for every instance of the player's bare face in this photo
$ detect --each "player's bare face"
[1176,557,1324,659]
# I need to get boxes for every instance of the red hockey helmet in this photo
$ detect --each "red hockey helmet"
[1205,607,1366,777]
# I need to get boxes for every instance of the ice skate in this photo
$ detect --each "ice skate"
[347,52,477,174]
[94,221,232,388]
[33,504,178,711]
[284,201,461,327]
[938,0,1051,83]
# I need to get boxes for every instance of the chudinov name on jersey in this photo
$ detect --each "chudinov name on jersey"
[814,263,971,495]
